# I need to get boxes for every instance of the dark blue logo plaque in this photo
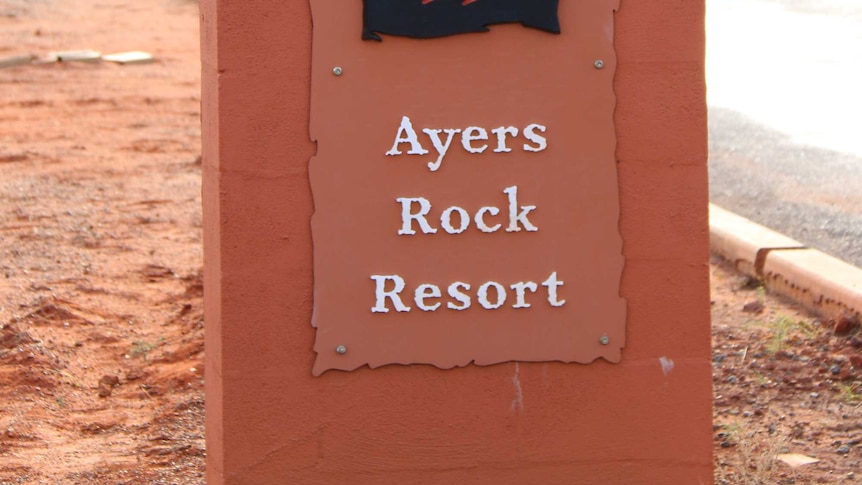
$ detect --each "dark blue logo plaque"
[362,0,560,41]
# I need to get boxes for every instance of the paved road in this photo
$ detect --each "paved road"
[706,0,862,267]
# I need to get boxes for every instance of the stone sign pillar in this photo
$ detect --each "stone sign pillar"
[201,1,712,483]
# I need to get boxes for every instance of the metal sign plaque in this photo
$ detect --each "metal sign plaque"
[309,0,625,375]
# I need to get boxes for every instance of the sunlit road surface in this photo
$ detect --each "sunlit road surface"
[706,0,862,267]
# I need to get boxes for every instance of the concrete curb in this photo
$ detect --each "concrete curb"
[709,203,862,320]
[0,54,35,70]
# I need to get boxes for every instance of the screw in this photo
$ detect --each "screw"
[332,66,343,76]
[594,59,604,70]
[336,345,347,355]
[599,335,610,345]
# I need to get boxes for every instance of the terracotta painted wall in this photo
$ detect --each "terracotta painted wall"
[201,1,712,483]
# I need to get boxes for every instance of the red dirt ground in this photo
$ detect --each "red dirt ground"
[1,1,859,483]
[2,0,204,482]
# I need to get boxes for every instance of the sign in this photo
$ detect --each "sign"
[309,0,625,375]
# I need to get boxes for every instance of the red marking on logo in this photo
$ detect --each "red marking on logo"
[422,0,480,5]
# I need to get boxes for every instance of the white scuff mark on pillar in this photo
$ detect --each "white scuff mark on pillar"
[660,356,675,377]
[510,362,524,415]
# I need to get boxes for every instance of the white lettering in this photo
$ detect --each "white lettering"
[477,281,507,310]
[386,116,430,156]
[504,185,538,233]
[371,273,565,313]
[523,123,548,152]
[474,206,501,233]
[441,206,470,235]
[491,126,519,153]
[414,284,442,312]
[370,275,411,313]
[397,187,538,235]
[447,282,471,310]
[422,128,461,172]
[510,281,538,309]
[542,271,566,307]
[461,126,489,154]
[385,117,549,171]
[397,197,437,235]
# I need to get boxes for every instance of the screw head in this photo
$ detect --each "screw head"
[594,59,604,70]
[335,345,347,355]
[332,66,343,76]
[599,335,610,346]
